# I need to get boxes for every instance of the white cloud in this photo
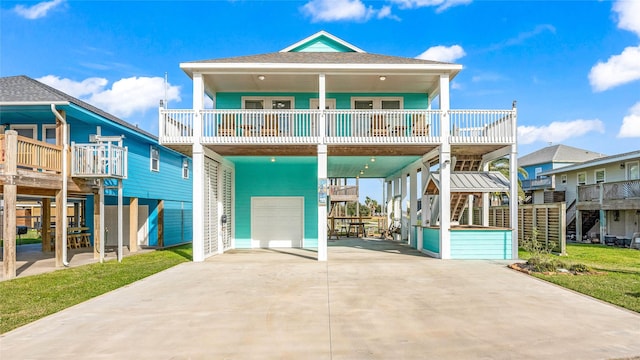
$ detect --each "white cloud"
[390,0,471,13]
[14,0,64,19]
[302,0,375,22]
[37,75,108,97]
[415,45,465,62]
[618,102,640,138]
[38,75,181,118]
[517,119,605,145]
[613,0,640,37]
[588,45,640,92]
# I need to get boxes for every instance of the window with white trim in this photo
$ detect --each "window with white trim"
[351,97,403,110]
[595,169,605,184]
[150,146,159,172]
[561,174,567,184]
[577,172,586,185]
[9,124,37,139]
[627,161,639,180]
[42,124,57,144]
[182,159,189,179]
[242,97,294,110]
[534,167,542,178]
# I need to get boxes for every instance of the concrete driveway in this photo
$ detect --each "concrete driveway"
[2,238,639,359]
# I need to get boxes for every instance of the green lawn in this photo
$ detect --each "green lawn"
[519,244,640,313]
[0,245,192,334]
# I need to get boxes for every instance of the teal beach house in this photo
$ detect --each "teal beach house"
[159,31,519,262]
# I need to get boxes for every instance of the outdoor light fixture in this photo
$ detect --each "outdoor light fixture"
[370,157,376,162]
[364,164,369,169]
[379,76,386,81]
[258,75,265,81]
[270,157,276,162]
[360,170,364,175]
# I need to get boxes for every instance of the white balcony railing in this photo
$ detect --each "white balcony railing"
[71,143,128,179]
[578,180,640,203]
[159,108,515,145]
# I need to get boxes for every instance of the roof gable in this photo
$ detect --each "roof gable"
[280,31,364,53]
[519,144,605,167]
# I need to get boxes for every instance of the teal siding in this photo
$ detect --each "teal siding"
[422,227,440,254]
[290,38,354,52]
[450,229,512,259]
[232,157,318,249]
[163,200,191,247]
[216,93,428,110]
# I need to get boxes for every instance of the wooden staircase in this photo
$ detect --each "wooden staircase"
[450,155,482,222]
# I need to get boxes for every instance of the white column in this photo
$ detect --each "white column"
[192,73,205,262]
[401,173,408,243]
[117,179,123,262]
[467,194,474,225]
[482,162,490,226]
[386,180,393,230]
[409,168,418,248]
[509,143,519,259]
[420,161,430,252]
[318,144,328,261]
[439,73,451,259]
[319,73,326,141]
[99,180,105,263]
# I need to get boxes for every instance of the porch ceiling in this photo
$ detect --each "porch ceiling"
[203,72,440,94]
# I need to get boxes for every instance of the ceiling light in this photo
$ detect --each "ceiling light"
[379,76,386,81]
[370,157,376,162]
[360,170,364,175]
[364,164,369,169]
[270,157,276,162]
[258,75,265,81]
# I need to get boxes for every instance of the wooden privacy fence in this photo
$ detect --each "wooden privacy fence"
[489,203,566,255]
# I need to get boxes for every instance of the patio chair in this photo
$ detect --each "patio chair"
[370,114,388,136]
[412,113,430,136]
[261,114,279,136]
[217,114,236,136]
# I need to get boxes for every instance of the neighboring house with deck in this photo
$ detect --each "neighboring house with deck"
[159,31,520,262]
[0,75,192,279]
[535,150,640,244]
[519,144,605,203]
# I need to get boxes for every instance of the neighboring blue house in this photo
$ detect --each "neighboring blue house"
[0,75,192,278]
[159,31,520,262]
[519,144,605,201]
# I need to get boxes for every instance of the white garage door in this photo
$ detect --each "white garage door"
[251,197,303,248]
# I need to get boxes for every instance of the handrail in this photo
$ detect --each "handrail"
[14,135,63,173]
[0,134,5,165]
[71,143,128,179]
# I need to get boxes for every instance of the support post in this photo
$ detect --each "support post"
[467,195,474,225]
[192,73,205,262]
[509,143,519,259]
[117,179,123,262]
[73,203,80,227]
[129,197,138,252]
[2,131,17,279]
[599,184,606,244]
[93,189,101,260]
[42,198,51,252]
[409,168,418,248]
[158,199,164,248]
[420,160,431,251]
[482,162,490,226]
[439,74,451,259]
[55,189,64,267]
[99,180,105,263]
[576,209,582,241]
[318,144,328,261]
[319,73,326,140]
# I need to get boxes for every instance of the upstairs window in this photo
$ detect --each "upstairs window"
[150,146,159,172]
[182,159,189,179]
[577,172,586,186]
[10,124,37,139]
[535,167,542,178]
[595,169,605,184]
[561,174,567,184]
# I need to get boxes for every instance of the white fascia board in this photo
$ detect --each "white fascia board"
[279,30,365,53]
[180,62,463,73]
[0,101,69,106]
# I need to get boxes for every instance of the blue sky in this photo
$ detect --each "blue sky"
[2,0,639,197]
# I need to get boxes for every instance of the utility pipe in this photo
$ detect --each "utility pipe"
[51,104,69,266]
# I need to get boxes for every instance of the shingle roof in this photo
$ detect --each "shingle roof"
[0,75,157,140]
[185,51,452,66]
[518,144,605,167]
[540,150,640,176]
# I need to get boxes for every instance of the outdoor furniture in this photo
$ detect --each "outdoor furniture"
[604,235,616,246]
[348,222,366,238]
[370,114,388,136]
[412,114,430,136]
[261,114,279,136]
[217,114,236,136]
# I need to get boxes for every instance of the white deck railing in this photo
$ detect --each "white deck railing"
[71,143,128,179]
[159,108,515,145]
[449,110,515,144]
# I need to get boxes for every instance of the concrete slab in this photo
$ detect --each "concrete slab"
[1,238,639,359]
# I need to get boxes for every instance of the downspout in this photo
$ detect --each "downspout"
[51,104,69,266]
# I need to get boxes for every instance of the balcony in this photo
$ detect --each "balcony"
[159,109,516,147]
[71,143,128,179]
[521,177,554,191]
[0,133,63,174]
[577,180,640,210]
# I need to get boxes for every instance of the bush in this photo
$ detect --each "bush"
[569,263,590,273]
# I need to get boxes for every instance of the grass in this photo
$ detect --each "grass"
[0,245,192,334]
[1,228,43,246]
[518,244,640,313]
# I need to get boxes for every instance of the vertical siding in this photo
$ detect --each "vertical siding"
[233,157,318,249]
[422,227,440,254]
[450,229,512,259]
